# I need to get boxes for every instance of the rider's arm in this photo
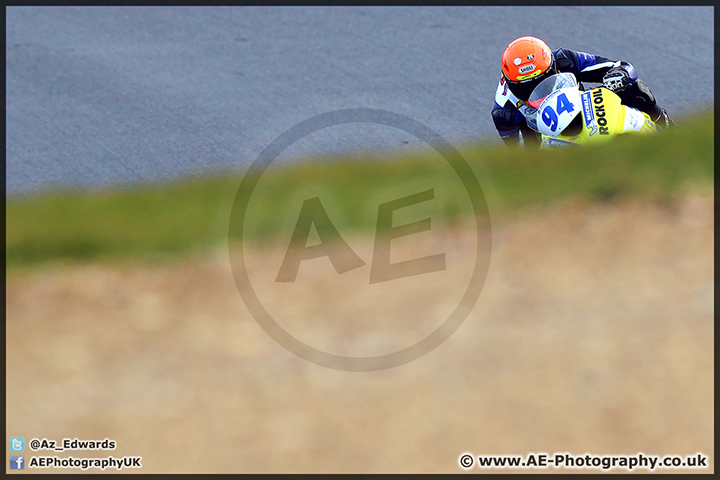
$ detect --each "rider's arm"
[491,103,522,146]
[491,76,535,147]
[555,47,671,123]
[491,104,541,148]
[554,48,637,85]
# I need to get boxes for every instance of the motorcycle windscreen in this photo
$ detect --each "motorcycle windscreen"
[527,72,578,108]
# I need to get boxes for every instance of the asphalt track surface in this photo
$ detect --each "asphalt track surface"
[6,6,714,195]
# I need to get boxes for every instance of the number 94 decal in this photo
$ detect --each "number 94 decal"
[541,92,575,132]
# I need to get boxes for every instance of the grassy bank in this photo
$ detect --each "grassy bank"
[6,112,713,268]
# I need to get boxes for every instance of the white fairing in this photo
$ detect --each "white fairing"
[622,106,647,133]
[535,87,583,137]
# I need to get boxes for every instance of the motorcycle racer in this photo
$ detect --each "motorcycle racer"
[492,36,675,147]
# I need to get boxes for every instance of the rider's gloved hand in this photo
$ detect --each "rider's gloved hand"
[603,67,632,92]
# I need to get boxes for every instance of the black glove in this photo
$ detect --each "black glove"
[603,67,632,92]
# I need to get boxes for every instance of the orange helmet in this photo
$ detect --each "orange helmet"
[501,36,556,101]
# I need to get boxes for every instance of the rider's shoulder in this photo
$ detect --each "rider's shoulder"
[554,48,605,74]
[553,47,576,56]
[494,76,521,109]
[553,48,581,68]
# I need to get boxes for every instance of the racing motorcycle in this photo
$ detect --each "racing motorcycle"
[525,72,658,148]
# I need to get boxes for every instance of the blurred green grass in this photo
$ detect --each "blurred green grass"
[6,112,713,268]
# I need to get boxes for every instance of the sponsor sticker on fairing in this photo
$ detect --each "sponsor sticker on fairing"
[542,137,579,147]
[581,91,598,136]
[622,107,645,132]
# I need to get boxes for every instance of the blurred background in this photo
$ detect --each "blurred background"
[6,6,713,195]
[6,6,714,473]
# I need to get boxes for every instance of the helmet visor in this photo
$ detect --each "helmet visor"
[505,59,557,102]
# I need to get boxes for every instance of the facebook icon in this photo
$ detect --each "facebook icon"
[10,455,24,470]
